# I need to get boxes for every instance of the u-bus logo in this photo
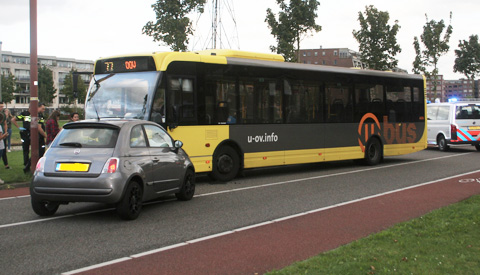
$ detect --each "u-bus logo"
[358,113,381,152]
[358,113,418,152]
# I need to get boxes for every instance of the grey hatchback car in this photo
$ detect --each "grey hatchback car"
[31,119,195,220]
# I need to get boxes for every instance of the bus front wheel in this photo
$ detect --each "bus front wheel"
[211,146,240,182]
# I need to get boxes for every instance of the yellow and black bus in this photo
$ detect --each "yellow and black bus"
[86,49,427,181]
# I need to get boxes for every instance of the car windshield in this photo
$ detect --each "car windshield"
[85,71,160,119]
[53,127,119,148]
[455,104,480,119]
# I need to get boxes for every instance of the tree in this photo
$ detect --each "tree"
[38,65,57,105]
[60,70,87,104]
[454,35,480,98]
[266,0,322,62]
[1,72,16,105]
[352,5,401,71]
[413,12,453,99]
[143,0,206,51]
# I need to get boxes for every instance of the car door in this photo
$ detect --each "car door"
[144,124,185,193]
[128,125,154,190]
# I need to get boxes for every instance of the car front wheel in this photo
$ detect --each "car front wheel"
[176,169,195,201]
[116,180,143,220]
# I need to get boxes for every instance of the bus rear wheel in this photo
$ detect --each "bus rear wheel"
[364,137,382,166]
[211,146,240,182]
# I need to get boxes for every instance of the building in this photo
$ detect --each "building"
[426,76,479,102]
[444,78,477,101]
[298,48,367,68]
[425,75,445,102]
[0,50,93,113]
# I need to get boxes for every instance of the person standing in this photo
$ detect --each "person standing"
[46,110,61,146]
[12,102,47,172]
[3,108,13,152]
[0,113,9,184]
[0,102,11,169]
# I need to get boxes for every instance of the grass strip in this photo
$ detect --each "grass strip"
[268,195,480,274]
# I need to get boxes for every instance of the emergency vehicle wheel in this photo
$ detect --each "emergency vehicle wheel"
[437,135,449,152]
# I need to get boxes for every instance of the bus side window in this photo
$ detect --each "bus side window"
[239,81,255,124]
[412,87,423,121]
[213,79,236,124]
[167,77,196,126]
[326,83,353,123]
[386,86,412,122]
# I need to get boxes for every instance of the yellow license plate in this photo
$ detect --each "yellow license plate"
[469,126,480,130]
[56,163,90,172]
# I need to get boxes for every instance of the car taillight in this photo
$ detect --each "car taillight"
[451,124,457,140]
[102,158,119,173]
[34,157,46,175]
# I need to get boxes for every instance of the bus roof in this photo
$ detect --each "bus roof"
[95,50,424,81]
[226,57,424,81]
[195,49,285,62]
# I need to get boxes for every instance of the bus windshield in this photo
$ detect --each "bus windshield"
[85,71,160,120]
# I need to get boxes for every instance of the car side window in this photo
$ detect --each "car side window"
[427,106,438,120]
[437,106,450,120]
[130,125,147,147]
[144,124,173,148]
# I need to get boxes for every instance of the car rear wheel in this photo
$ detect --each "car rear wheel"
[475,144,480,151]
[437,135,449,151]
[116,180,143,220]
[31,195,59,216]
[176,169,195,201]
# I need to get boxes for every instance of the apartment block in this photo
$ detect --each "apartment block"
[298,48,367,68]
[0,50,93,112]
[444,78,477,101]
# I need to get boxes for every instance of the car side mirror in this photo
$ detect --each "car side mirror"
[174,140,183,149]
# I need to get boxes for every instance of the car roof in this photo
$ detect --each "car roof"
[428,102,480,106]
[63,119,161,130]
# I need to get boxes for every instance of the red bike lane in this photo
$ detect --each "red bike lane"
[3,173,480,275]
[0,186,30,199]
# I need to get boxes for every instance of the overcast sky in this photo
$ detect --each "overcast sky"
[0,0,478,79]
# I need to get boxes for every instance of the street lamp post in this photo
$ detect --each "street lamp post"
[30,0,39,172]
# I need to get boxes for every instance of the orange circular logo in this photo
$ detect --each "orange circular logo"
[358,113,381,152]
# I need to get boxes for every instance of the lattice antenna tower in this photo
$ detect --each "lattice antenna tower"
[191,0,240,50]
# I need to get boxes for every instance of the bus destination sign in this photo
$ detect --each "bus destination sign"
[94,56,156,74]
